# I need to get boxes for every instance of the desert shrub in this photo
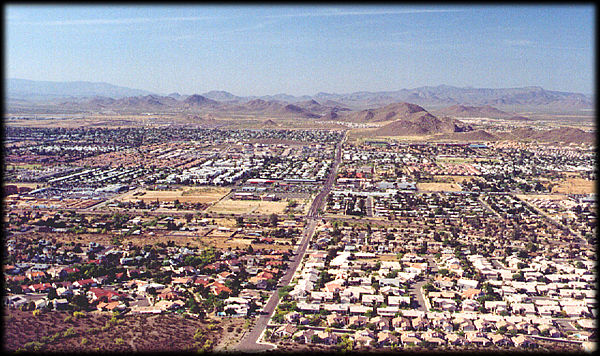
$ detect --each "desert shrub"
[81,337,88,345]
[63,327,76,338]
[24,341,45,351]
[115,338,124,345]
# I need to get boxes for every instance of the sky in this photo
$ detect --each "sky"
[5,5,595,96]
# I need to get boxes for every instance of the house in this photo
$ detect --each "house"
[326,313,347,327]
[392,316,412,331]
[495,319,517,333]
[155,299,185,312]
[370,316,391,331]
[315,330,339,345]
[485,300,508,314]
[462,299,480,312]
[411,316,430,331]
[465,331,491,346]
[490,333,513,347]
[473,318,493,331]
[26,270,47,280]
[354,329,376,347]
[209,282,232,296]
[388,295,410,307]
[348,315,368,328]
[349,305,371,315]
[5,295,27,309]
[455,317,475,332]
[400,332,422,346]
[87,287,123,302]
[34,299,48,310]
[422,331,447,346]
[512,335,537,348]
[73,278,97,289]
[361,294,385,306]
[446,333,467,346]
[52,298,69,310]
[273,323,297,339]
[457,278,479,290]
[97,301,121,312]
[462,288,482,299]
[377,330,399,347]
[293,329,315,344]
[28,283,53,293]
[297,302,320,313]
[285,311,301,323]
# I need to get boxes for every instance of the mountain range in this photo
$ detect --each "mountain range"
[7,79,593,113]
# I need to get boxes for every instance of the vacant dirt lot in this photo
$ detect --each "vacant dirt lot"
[433,175,477,184]
[417,182,462,192]
[551,178,596,194]
[516,194,568,201]
[207,198,289,215]
[119,187,230,204]
[3,309,243,352]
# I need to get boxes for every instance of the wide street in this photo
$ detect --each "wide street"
[236,131,346,351]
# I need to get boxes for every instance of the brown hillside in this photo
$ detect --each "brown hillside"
[499,127,595,144]
[347,102,429,123]
[372,112,472,136]
[436,104,531,120]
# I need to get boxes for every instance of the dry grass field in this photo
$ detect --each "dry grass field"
[417,182,462,192]
[118,187,230,204]
[551,178,596,194]
[206,198,289,215]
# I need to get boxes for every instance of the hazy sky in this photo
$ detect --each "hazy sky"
[6,5,595,96]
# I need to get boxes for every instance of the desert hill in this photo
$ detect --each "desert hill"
[499,127,595,144]
[183,94,220,108]
[435,105,531,121]
[346,102,432,123]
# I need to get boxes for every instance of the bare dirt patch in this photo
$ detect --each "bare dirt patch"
[207,198,289,215]
[417,182,462,192]
[551,178,596,194]
[119,187,230,204]
[433,175,477,183]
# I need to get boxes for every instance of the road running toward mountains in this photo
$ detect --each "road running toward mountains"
[236,131,346,352]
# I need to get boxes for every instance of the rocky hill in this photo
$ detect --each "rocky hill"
[356,102,473,136]
[435,105,531,120]
[346,102,433,123]
[499,127,595,144]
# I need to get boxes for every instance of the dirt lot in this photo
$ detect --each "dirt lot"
[118,187,230,204]
[207,198,290,215]
[516,194,568,201]
[551,178,596,194]
[433,175,477,184]
[3,309,246,352]
[417,182,462,192]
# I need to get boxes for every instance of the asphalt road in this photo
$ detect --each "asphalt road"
[236,219,317,351]
[408,255,438,312]
[236,132,346,352]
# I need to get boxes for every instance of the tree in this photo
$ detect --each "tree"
[71,294,90,311]
[47,287,58,300]
[236,216,244,227]
[269,213,279,227]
